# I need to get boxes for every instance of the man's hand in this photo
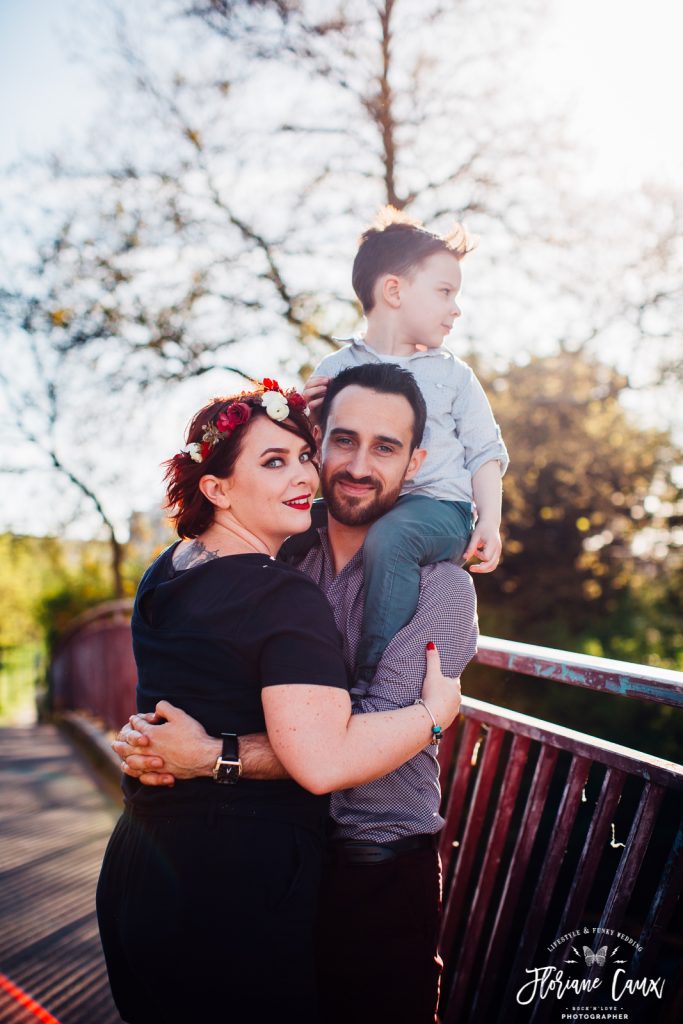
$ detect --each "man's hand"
[302,375,329,424]
[112,701,221,786]
[464,520,502,573]
[112,713,176,786]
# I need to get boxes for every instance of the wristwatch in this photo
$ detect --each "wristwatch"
[212,732,242,784]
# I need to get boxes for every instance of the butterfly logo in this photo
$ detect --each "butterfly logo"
[565,944,628,968]
[583,945,608,967]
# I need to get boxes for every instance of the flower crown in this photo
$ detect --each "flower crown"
[181,378,309,464]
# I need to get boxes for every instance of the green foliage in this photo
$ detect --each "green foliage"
[465,351,683,758]
[0,535,65,648]
[35,557,116,652]
[0,642,45,725]
[0,521,168,659]
[474,351,682,661]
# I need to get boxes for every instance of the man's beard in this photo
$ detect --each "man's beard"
[321,469,404,526]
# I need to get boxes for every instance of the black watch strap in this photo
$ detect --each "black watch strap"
[213,732,241,784]
[221,732,239,760]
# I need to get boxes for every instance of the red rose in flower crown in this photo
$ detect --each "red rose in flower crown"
[262,378,280,392]
[216,401,252,432]
[286,391,307,411]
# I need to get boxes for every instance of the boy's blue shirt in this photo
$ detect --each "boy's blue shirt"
[313,338,509,503]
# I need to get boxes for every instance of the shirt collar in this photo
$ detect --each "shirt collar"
[350,336,445,360]
[316,527,364,579]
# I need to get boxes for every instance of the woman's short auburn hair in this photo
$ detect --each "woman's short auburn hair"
[163,390,317,539]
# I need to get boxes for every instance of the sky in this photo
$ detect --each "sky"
[1,0,682,540]
[2,0,682,185]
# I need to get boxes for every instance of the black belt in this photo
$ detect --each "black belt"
[327,832,439,865]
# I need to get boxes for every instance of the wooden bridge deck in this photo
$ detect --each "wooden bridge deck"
[0,725,123,1024]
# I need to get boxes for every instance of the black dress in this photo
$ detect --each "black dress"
[96,544,349,1024]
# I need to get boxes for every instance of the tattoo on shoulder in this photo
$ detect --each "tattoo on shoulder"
[173,540,220,569]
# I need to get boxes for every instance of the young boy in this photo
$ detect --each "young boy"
[303,206,508,694]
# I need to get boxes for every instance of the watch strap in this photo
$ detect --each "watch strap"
[220,732,239,760]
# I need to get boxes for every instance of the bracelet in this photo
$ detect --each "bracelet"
[414,698,443,746]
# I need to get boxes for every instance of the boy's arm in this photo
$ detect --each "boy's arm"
[464,460,502,573]
[302,348,353,424]
[449,361,507,572]
[113,702,289,786]
[302,374,330,425]
[450,362,509,479]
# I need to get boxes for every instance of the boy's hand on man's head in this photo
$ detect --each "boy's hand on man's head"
[464,521,502,573]
[303,375,330,424]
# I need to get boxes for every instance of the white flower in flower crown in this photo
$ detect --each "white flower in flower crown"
[185,442,204,463]
[261,391,289,421]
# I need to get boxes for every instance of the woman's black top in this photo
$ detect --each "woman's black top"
[123,542,349,829]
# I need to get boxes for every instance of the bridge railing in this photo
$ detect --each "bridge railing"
[436,644,683,1024]
[49,600,136,733]
[49,607,683,1023]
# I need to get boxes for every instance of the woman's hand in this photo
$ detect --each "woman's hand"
[113,701,221,784]
[419,642,462,730]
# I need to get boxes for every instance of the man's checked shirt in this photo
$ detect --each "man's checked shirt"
[295,529,479,843]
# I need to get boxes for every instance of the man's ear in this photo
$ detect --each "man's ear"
[404,446,427,481]
[313,423,322,445]
[380,273,402,309]
[198,474,232,509]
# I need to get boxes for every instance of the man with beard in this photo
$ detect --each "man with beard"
[115,363,478,1024]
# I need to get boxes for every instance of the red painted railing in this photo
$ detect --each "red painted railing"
[50,600,136,733]
[49,608,683,1022]
[436,648,683,1023]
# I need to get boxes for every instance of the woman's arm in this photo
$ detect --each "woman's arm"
[262,644,460,795]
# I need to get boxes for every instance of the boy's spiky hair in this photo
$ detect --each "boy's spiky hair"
[352,205,473,314]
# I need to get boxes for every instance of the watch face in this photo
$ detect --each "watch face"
[216,759,241,784]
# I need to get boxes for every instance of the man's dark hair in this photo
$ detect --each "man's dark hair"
[319,363,427,451]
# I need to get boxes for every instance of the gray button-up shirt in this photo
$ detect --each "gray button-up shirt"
[296,530,479,842]
[313,339,509,502]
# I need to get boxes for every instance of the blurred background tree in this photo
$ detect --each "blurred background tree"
[0,0,681,734]
[474,351,683,662]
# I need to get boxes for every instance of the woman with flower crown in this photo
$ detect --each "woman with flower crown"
[96,379,460,1024]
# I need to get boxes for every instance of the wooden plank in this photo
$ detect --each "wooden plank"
[594,782,666,935]
[574,782,666,1006]
[439,726,505,960]
[0,725,123,1024]
[551,766,627,942]
[467,744,559,1022]
[499,755,592,1018]
[632,812,683,975]
[527,767,629,1024]
[477,635,683,707]
[442,733,531,1021]
[439,717,481,877]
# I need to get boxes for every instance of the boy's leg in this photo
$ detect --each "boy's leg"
[354,496,472,692]
[278,498,328,562]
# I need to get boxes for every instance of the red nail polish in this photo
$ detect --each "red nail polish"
[426,641,436,650]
